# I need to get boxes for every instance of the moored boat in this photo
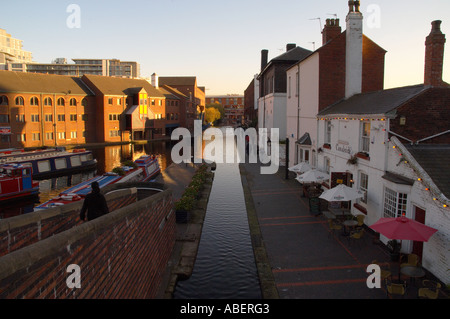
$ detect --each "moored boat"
[0,147,97,179]
[0,163,40,202]
[34,155,160,210]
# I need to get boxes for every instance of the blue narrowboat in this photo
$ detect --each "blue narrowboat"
[0,147,97,179]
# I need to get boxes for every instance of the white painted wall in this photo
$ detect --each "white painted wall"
[317,118,450,284]
[286,53,320,167]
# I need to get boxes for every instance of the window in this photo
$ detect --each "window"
[70,131,77,139]
[325,120,332,144]
[82,114,88,121]
[295,72,299,96]
[70,114,77,121]
[0,96,8,106]
[31,114,39,122]
[109,130,120,137]
[383,187,408,218]
[108,98,113,105]
[45,114,53,122]
[30,97,39,106]
[58,114,65,121]
[57,132,66,139]
[359,172,368,204]
[44,97,52,106]
[360,121,370,153]
[32,133,40,141]
[0,114,9,123]
[16,114,25,122]
[288,76,291,98]
[81,98,88,107]
[15,96,24,106]
[324,157,330,174]
[70,98,77,106]
[17,134,26,142]
[57,98,65,106]
[45,132,53,140]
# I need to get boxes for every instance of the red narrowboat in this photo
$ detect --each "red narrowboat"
[0,163,40,202]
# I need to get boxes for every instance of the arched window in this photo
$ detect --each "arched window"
[0,96,8,106]
[70,98,77,106]
[57,98,65,106]
[15,96,24,106]
[30,96,39,106]
[44,97,53,106]
[81,98,88,107]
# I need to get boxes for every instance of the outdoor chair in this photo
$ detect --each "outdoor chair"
[347,228,364,247]
[418,280,441,299]
[371,260,392,280]
[385,279,407,298]
[400,253,419,268]
[356,214,365,227]
[328,219,342,238]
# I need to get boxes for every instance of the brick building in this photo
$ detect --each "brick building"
[205,95,244,126]
[0,71,200,148]
[286,3,386,167]
[244,77,258,125]
[315,20,450,285]
[0,71,95,148]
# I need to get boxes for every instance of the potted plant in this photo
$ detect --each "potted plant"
[175,195,195,223]
[387,240,401,261]
[347,154,358,165]
[356,151,370,160]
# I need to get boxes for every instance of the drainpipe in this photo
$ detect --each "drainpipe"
[296,64,300,164]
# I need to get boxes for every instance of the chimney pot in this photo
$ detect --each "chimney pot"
[424,20,446,87]
[286,43,296,51]
[261,49,269,72]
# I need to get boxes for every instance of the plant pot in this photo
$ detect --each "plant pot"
[176,209,190,223]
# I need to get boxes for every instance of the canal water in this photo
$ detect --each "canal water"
[0,141,174,219]
[173,128,261,299]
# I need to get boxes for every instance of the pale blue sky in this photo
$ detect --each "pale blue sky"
[2,0,449,95]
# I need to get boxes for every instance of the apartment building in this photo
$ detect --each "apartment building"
[0,28,33,72]
[0,71,200,148]
[205,95,244,126]
[26,58,140,78]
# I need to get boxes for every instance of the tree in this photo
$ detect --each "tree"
[205,107,221,124]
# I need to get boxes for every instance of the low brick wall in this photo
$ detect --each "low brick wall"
[0,187,175,299]
[0,186,139,258]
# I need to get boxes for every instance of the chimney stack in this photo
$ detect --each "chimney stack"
[345,0,363,99]
[424,20,446,87]
[261,49,269,72]
[151,73,158,88]
[322,18,341,45]
[286,43,296,51]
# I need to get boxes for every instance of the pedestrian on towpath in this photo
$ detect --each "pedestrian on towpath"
[80,181,109,221]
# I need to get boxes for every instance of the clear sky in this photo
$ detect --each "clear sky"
[2,0,449,95]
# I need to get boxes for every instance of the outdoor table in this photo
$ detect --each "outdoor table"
[342,219,358,235]
[401,266,426,285]
[322,211,336,220]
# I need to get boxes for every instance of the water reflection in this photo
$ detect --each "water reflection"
[1,141,174,219]
[174,129,261,299]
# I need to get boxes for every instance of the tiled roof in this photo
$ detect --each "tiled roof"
[158,76,197,86]
[318,85,428,116]
[405,144,450,199]
[81,74,165,97]
[0,70,93,95]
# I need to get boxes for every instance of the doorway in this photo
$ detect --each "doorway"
[412,206,426,259]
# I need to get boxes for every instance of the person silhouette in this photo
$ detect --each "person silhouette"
[79,181,109,221]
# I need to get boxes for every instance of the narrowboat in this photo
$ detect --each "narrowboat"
[0,147,97,179]
[0,163,40,202]
[34,155,160,210]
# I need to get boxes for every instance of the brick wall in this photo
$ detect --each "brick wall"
[0,187,138,258]
[0,185,174,299]
[318,34,386,111]
[390,87,450,143]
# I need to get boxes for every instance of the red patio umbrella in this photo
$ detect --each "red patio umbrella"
[370,216,438,242]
